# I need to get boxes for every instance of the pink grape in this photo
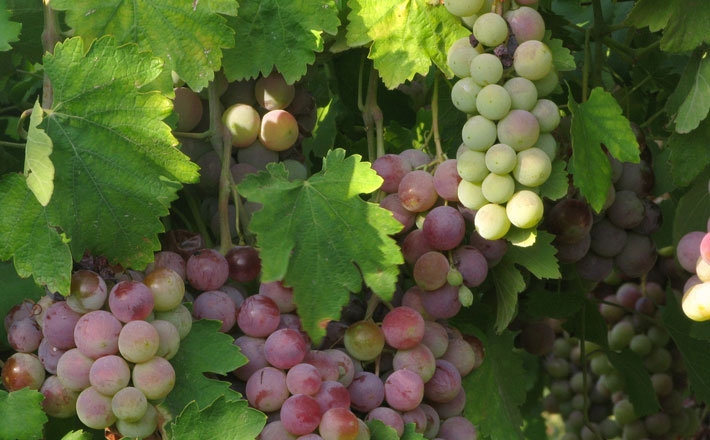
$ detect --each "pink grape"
[111,387,148,422]
[422,321,449,358]
[220,285,246,308]
[701,232,710,264]
[469,231,508,265]
[4,301,36,332]
[442,338,477,376]
[422,284,462,319]
[260,281,296,313]
[319,408,359,440]
[496,110,540,151]
[373,154,412,193]
[414,251,450,291]
[260,110,299,151]
[233,336,268,381]
[424,360,462,403]
[132,356,176,400]
[115,404,158,438]
[108,281,154,323]
[438,416,477,440]
[433,388,466,418]
[56,349,93,391]
[325,349,356,387]
[186,248,229,291]
[264,329,308,369]
[118,320,160,363]
[401,229,436,265]
[145,251,186,281]
[393,344,436,382]
[89,355,130,396]
[347,372,384,412]
[505,7,545,43]
[2,353,45,392]
[382,307,425,349]
[402,406,427,433]
[453,246,488,287]
[259,421,298,440]
[297,435,323,440]
[421,403,441,439]
[423,206,466,250]
[255,72,295,110]
[400,149,431,169]
[151,320,181,360]
[193,290,237,332]
[677,231,705,272]
[143,267,185,311]
[43,302,81,349]
[74,310,122,359]
[76,386,117,429]
[226,246,262,282]
[8,318,42,353]
[280,394,322,435]
[401,287,432,320]
[246,367,290,412]
[40,375,78,418]
[67,270,108,313]
[398,170,438,213]
[304,351,341,382]
[237,295,281,337]
[366,407,404,437]
[287,363,323,395]
[38,339,65,374]
[384,369,425,411]
[314,380,351,413]
[433,159,462,201]
[380,194,415,233]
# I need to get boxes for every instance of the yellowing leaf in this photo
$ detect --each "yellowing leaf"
[24,100,54,206]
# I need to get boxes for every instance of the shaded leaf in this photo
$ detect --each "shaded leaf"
[607,350,660,417]
[490,259,525,333]
[668,118,710,188]
[0,0,21,52]
[506,231,560,280]
[0,261,44,349]
[538,160,568,202]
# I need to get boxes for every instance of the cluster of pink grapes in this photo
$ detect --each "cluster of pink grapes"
[676,200,710,322]
[445,0,559,240]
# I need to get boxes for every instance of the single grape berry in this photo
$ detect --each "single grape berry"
[225,246,261,282]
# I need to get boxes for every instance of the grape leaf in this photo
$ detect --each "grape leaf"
[222,0,340,84]
[4,0,42,62]
[490,259,526,333]
[607,350,660,417]
[346,0,469,89]
[0,0,21,52]
[506,231,560,280]
[626,0,710,53]
[668,119,710,188]
[671,169,710,245]
[163,320,247,415]
[463,330,526,440]
[59,432,93,440]
[302,97,340,161]
[239,149,403,342]
[367,421,423,440]
[203,0,240,16]
[51,0,234,91]
[0,388,47,440]
[666,51,702,120]
[538,160,568,201]
[625,0,674,32]
[543,35,575,72]
[568,88,640,212]
[0,261,45,350]
[24,100,54,206]
[562,299,609,348]
[521,289,585,320]
[38,36,198,270]
[401,423,425,440]
[0,174,72,294]
[167,397,266,440]
[44,416,103,440]
[673,51,710,134]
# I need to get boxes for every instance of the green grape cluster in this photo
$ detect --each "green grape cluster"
[445,0,560,240]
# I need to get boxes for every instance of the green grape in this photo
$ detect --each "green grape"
[447,37,482,78]
[451,78,482,114]
[505,190,543,228]
[613,399,636,425]
[481,173,514,204]
[513,40,553,80]
[485,143,517,174]
[629,334,652,357]
[461,14,478,29]
[470,53,503,86]
[457,150,488,182]
[497,109,540,151]
[531,99,561,132]
[475,84,512,120]
[458,180,488,210]
[503,77,538,111]
[474,203,511,240]
[222,104,261,148]
[533,69,559,97]
[533,133,557,160]
[462,115,497,151]
[512,147,551,187]
[473,13,509,47]
[589,354,613,375]
[647,326,669,347]
[608,320,634,351]
[644,347,671,373]
[444,0,484,17]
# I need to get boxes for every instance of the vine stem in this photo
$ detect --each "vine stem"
[208,82,234,255]
[183,186,214,249]
[41,0,60,109]
[174,131,212,140]
[0,140,25,149]
[431,74,444,161]
[591,0,605,88]
[362,68,383,161]
[582,28,591,102]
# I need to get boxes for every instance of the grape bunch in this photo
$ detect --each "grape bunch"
[445,0,560,240]
[676,199,710,322]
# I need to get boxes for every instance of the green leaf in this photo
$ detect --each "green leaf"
[44,416,103,440]
[50,0,234,91]
[506,228,538,247]
[167,397,265,440]
[666,52,701,119]
[463,330,526,439]
[24,100,54,206]
[222,0,339,84]
[538,160,568,201]
[0,0,21,51]
[660,1,710,53]
[672,169,710,245]
[203,0,240,16]
[240,150,402,341]
[661,290,710,405]
[163,320,247,415]
[59,431,93,440]
[4,1,43,62]
[368,419,399,440]
[402,423,425,440]
[302,97,340,161]
[668,118,710,188]
[490,259,525,333]
[562,299,609,348]
[0,388,47,440]
[39,36,198,270]
[544,36,575,72]
[506,231,560,280]
[625,0,674,32]
[346,0,469,88]
[522,289,585,320]
[0,174,72,294]
[674,52,710,134]
[0,261,44,349]
[568,88,640,211]
[606,350,660,417]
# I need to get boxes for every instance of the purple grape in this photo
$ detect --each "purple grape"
[438,416,477,440]
[4,301,36,332]
[89,355,130,396]
[193,290,237,332]
[422,284,461,319]
[187,248,230,290]
[607,190,645,229]
[393,343,436,382]
[237,295,281,337]
[615,233,657,278]
[380,194,415,233]
[633,199,662,235]
[259,281,296,313]
[402,406,427,433]
[145,251,186,281]
[399,149,431,169]
[617,161,654,196]
[421,403,440,439]
[398,170,438,213]
[401,229,436,265]
[423,206,466,250]
[303,351,340,382]
[325,349,355,387]
[590,219,628,258]
[40,375,78,418]
[74,310,122,359]
[56,349,93,392]
[576,252,613,282]
[2,353,45,391]
[373,154,412,193]
[38,339,65,374]
[413,251,450,291]
[132,356,176,400]
[8,318,42,353]
[422,321,449,358]
[441,338,477,376]
[546,199,593,244]
[382,307,425,349]
[384,369,424,411]
[233,336,268,381]
[220,285,246,308]
[280,394,322,436]
[677,231,704,272]
[259,421,297,440]
[43,302,81,349]
[366,407,404,437]
[433,159,462,201]
[433,388,466,419]
[453,246,488,287]
[226,246,261,283]
[347,372,384,412]
[287,363,322,396]
[401,287,432,320]
[313,380,351,414]
[554,234,591,264]
[264,329,308,370]
[469,231,508,265]
[424,360,462,403]
[108,281,154,323]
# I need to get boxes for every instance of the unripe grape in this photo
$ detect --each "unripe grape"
[534,133,557,160]
[451,77,482,114]
[506,190,543,228]
[473,13,509,47]
[504,77,538,111]
[112,387,148,422]
[254,73,295,110]
[497,109,540,151]
[2,353,45,392]
[344,321,385,361]
[444,0,484,17]
[223,104,260,147]
[173,87,203,132]
[485,143,517,174]
[514,40,553,80]
[474,204,510,240]
[76,387,116,430]
[40,375,78,419]
[513,147,551,187]
[481,173,515,204]
[260,110,299,151]
[470,53,503,86]
[476,84,512,121]
[116,404,159,439]
[534,69,559,97]
[458,180,487,210]
[531,99,561,132]
[143,267,185,312]
[462,115,497,151]
[457,150,488,182]
[448,37,483,78]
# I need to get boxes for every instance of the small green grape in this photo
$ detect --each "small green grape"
[451,77,482,114]
[457,150,489,182]
[482,173,515,204]
[531,99,561,132]
[448,37,483,78]
[444,0,484,17]
[474,203,511,240]
[485,143,517,174]
[533,70,559,97]
[458,180,487,210]
[505,190,543,228]
[462,115,497,151]
[533,133,557,160]
[470,53,503,86]
[473,13,509,47]
[513,40,553,81]
[504,77,538,111]
[476,84,512,121]
[513,147,551,187]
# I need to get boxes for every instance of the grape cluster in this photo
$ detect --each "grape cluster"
[445,0,559,240]
[676,200,710,322]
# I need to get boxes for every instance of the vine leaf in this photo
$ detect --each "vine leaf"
[490,259,525,333]
[538,160,568,202]
[568,88,639,212]
[346,0,469,89]
[506,231,560,280]
[302,97,340,162]
[671,169,710,245]
[463,330,526,439]
[673,51,710,134]
[239,149,403,342]
[367,420,423,440]
[50,0,235,91]
[222,0,340,84]
[0,261,45,350]
[562,299,609,348]
[0,388,47,440]
[607,350,660,417]
[668,119,710,188]
[521,288,585,320]
[162,320,247,415]
[24,100,54,206]
[542,34,575,72]
[625,0,674,32]
[0,0,21,52]
[0,174,72,295]
[39,36,198,270]
[4,0,43,62]
[167,397,266,440]
[626,0,710,53]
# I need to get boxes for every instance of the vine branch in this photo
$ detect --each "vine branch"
[41,0,60,109]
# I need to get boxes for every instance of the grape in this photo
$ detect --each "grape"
[545,358,570,379]
[497,110,540,151]
[606,190,645,229]
[698,257,710,282]
[193,290,237,333]
[72,310,122,360]
[286,363,322,396]
[700,232,710,265]
[441,338,477,376]
[40,375,78,418]
[476,84,512,121]
[254,73,295,110]
[684,275,702,293]
[448,39,480,79]
[226,245,262,282]
[325,349,355,387]
[513,147,551,187]
[401,229,436,265]
[393,344,436,382]
[398,170,439,212]
[233,336,268,381]
[451,77,482,113]
[112,386,148,422]
[115,404,158,439]
[506,190,544,229]
[264,329,308,370]
[469,231,508,265]
[67,270,108,313]
[461,13,478,28]
[469,53,503,86]
[433,159,462,201]
[520,321,554,355]
[56,348,94,392]
[132,356,176,400]
[142,268,185,312]
[119,320,159,363]
[186,248,230,291]
[279,394,322,436]
[444,0,484,17]
[474,203,510,240]
[381,194,415,232]
[146,251,186,281]
[43,302,81,349]
[422,206,466,250]
[608,320,634,350]
[589,218,627,257]
[89,355,130,396]
[402,406,427,433]
[457,180,488,210]
[554,234,590,264]
[108,281,155,323]
[503,77,538,111]
[258,281,295,314]
[151,320,180,360]
[223,104,261,147]
[319,408,359,440]
[438,416,477,440]
[485,143,517,175]
[155,304,192,339]
[615,233,657,278]
[481,172,515,204]
[8,318,42,353]
[453,246,488,287]
[677,231,705,272]
[421,403,441,439]
[382,307,425,349]
[304,351,341,382]
[195,151,228,193]
[547,199,593,243]
[651,373,673,397]
[617,161,654,196]
[314,380,351,413]
[401,287,432,319]
[366,407,404,437]
[457,150,488,182]
[2,353,45,392]
[400,149,431,169]
[473,13,509,47]
[238,140,279,170]
[343,320,385,363]
[4,301,36,332]
[422,283,462,320]
[259,421,298,440]
[348,372,385,412]
[424,360,462,403]
[76,386,117,430]
[531,99,560,132]
[237,295,281,337]
[173,87,203,131]
[505,6,545,43]
[644,412,670,436]
[422,321,449,358]
[373,154,412,193]
[647,326,669,347]
[513,40,553,80]
[462,115,498,152]
[633,199,662,235]
[533,69,559,97]
[534,133,557,160]
[37,339,65,375]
